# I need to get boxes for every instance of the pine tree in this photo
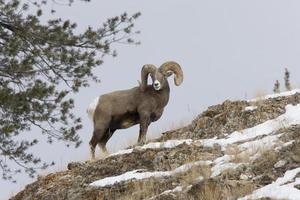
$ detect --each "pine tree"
[284,68,292,91]
[0,0,140,181]
[273,80,280,93]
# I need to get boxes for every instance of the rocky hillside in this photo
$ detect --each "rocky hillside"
[11,90,300,200]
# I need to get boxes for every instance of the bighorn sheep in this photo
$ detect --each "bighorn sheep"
[87,61,183,159]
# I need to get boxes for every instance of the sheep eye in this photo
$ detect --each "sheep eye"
[165,71,173,77]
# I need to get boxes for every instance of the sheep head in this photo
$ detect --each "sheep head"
[140,61,183,92]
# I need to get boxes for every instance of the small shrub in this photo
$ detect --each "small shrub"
[273,80,280,93]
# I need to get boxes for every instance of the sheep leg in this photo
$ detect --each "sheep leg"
[138,114,150,145]
[151,108,164,122]
[98,128,115,155]
[89,134,98,160]
[89,128,106,160]
[89,111,111,160]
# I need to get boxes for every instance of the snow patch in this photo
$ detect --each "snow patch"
[275,140,295,151]
[160,186,183,195]
[244,106,257,111]
[238,134,281,161]
[206,103,300,177]
[147,186,185,200]
[108,149,133,157]
[202,104,300,150]
[248,89,300,102]
[238,134,281,151]
[141,139,193,149]
[109,139,193,157]
[211,155,241,177]
[90,160,212,187]
[89,169,169,187]
[172,160,212,174]
[239,167,300,200]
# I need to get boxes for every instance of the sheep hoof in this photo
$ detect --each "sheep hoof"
[138,140,146,146]
[90,153,96,161]
[90,157,95,161]
[102,150,109,156]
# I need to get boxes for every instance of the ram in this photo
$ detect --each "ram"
[87,61,183,159]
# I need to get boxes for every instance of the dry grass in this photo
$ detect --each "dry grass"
[225,144,254,163]
[251,89,268,112]
[225,181,255,199]
[225,144,244,163]
[195,181,223,200]
[121,178,169,200]
[188,178,255,200]
[168,119,190,131]
[290,139,300,163]
[120,160,213,200]
[179,165,211,186]
[253,89,267,101]
[252,149,277,175]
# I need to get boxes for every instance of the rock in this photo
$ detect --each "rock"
[240,174,249,180]
[67,162,84,170]
[292,154,300,163]
[274,160,287,168]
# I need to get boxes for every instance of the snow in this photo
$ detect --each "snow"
[275,140,295,151]
[209,135,281,177]
[238,134,281,151]
[141,139,193,149]
[160,186,183,195]
[108,149,133,157]
[211,155,241,177]
[147,186,184,200]
[205,104,300,178]
[238,134,281,160]
[244,106,257,111]
[202,104,300,150]
[239,167,300,200]
[89,169,170,187]
[274,160,287,168]
[248,89,300,102]
[195,176,204,182]
[108,139,193,157]
[90,160,212,187]
[172,160,212,174]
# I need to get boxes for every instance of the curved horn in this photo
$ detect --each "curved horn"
[140,64,157,91]
[159,61,183,86]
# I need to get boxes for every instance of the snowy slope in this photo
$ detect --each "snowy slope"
[11,89,300,200]
[90,101,300,199]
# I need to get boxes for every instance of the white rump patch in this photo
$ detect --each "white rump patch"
[87,96,100,121]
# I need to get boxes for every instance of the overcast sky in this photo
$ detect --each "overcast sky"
[2,0,300,199]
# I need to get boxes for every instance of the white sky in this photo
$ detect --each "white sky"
[2,0,300,199]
